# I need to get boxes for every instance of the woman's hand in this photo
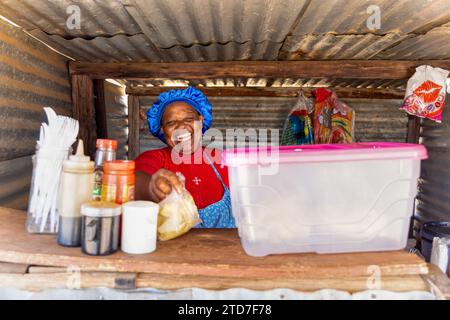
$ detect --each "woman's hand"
[148,169,183,202]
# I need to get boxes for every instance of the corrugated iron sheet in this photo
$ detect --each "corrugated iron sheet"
[375,27,450,60]
[0,0,141,38]
[0,20,71,161]
[127,77,408,90]
[0,155,32,210]
[416,93,450,222]
[291,0,450,35]
[104,81,128,160]
[138,96,406,152]
[28,31,281,62]
[124,0,308,47]
[0,19,71,209]
[0,0,447,91]
[280,33,410,60]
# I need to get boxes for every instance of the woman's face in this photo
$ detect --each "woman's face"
[161,102,204,154]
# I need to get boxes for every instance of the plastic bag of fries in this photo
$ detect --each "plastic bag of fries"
[157,172,201,241]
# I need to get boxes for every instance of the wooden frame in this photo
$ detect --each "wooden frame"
[126,86,405,99]
[69,60,450,80]
[127,95,140,160]
[70,60,447,157]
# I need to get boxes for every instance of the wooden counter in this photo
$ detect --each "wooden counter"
[0,206,448,296]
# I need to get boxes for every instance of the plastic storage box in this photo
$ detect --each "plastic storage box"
[222,142,428,256]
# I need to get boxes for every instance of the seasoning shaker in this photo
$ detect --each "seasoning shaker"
[92,139,117,201]
[57,140,94,247]
[81,201,121,256]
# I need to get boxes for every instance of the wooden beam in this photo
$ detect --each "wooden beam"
[126,86,405,99]
[71,74,96,158]
[69,60,450,80]
[93,79,108,139]
[136,273,429,293]
[0,272,136,291]
[127,95,140,160]
[406,115,421,143]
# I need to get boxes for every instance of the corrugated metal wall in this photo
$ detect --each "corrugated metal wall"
[104,81,128,160]
[416,93,450,222]
[138,96,407,152]
[0,20,71,209]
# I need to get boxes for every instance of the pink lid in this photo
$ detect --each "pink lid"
[222,142,428,167]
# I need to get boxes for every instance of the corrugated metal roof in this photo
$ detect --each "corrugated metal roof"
[291,0,450,35]
[127,77,408,91]
[0,0,141,38]
[375,27,450,60]
[28,31,281,62]
[124,0,308,47]
[0,0,448,67]
[279,33,410,60]
[0,0,449,91]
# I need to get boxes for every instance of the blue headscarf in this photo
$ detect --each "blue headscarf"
[147,86,213,142]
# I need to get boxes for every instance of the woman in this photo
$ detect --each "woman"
[135,87,236,228]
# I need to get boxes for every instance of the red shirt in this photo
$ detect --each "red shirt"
[135,147,229,209]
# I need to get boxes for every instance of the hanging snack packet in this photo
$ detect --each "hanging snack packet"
[330,95,355,144]
[313,88,355,144]
[281,91,314,145]
[400,65,449,123]
[313,88,334,144]
[157,172,201,241]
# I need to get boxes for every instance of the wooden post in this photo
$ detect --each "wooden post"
[128,95,140,160]
[406,115,421,144]
[93,79,108,139]
[71,74,96,158]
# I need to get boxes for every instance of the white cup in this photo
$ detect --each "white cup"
[121,201,159,254]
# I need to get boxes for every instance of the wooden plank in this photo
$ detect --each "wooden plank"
[136,273,429,293]
[406,115,421,143]
[71,74,96,158]
[0,207,428,281]
[69,60,450,80]
[126,86,405,99]
[0,272,136,292]
[28,266,67,274]
[421,264,450,300]
[0,262,28,274]
[127,95,140,160]
[93,79,108,139]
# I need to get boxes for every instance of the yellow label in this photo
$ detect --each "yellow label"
[101,184,117,202]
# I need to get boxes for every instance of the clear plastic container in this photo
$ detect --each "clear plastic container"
[26,147,71,234]
[222,142,428,256]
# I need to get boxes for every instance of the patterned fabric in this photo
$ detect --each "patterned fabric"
[196,154,236,228]
[146,86,213,142]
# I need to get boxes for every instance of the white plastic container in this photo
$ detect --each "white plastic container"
[121,201,159,254]
[222,142,428,256]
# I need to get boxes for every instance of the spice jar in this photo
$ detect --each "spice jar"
[92,139,117,201]
[101,160,135,204]
[57,140,94,247]
[81,201,121,256]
